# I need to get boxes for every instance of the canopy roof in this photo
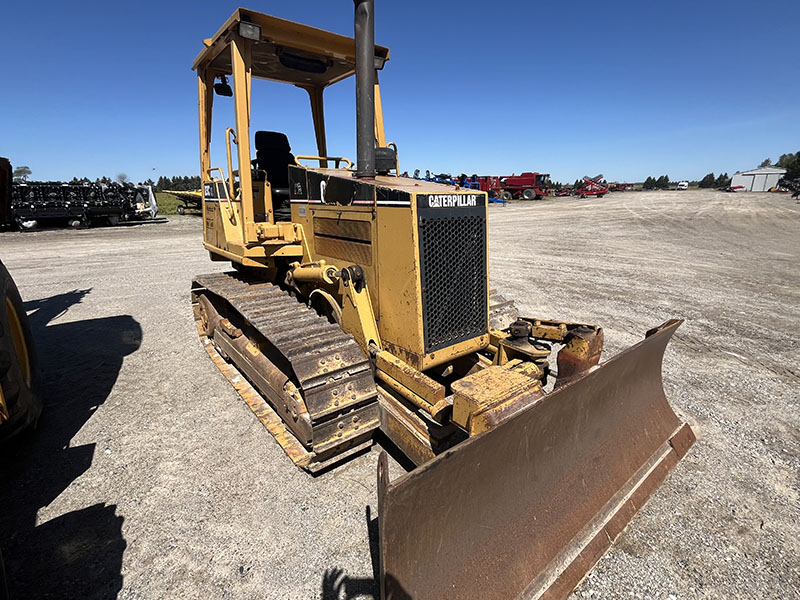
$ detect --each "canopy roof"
[192,8,390,88]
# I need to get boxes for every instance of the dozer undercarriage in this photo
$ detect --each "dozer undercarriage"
[189,4,694,598]
[192,271,379,471]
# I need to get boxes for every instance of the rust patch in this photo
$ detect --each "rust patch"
[556,326,604,385]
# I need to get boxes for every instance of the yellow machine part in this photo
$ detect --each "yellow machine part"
[189,6,695,599]
[1,296,32,423]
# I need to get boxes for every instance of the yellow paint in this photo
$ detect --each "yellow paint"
[192,9,507,433]
[6,297,30,386]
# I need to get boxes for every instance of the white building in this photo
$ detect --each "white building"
[731,166,786,192]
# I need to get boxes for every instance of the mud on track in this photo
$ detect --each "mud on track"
[0,189,797,599]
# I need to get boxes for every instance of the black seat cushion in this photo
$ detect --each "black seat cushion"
[254,131,295,189]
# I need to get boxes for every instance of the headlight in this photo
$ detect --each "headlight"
[238,22,261,41]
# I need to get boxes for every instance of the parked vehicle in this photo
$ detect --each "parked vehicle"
[498,172,550,200]
[471,173,549,200]
[607,182,634,192]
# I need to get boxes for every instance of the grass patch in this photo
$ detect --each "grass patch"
[155,193,180,215]
[155,192,202,215]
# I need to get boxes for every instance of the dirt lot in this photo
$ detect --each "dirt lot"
[0,190,797,599]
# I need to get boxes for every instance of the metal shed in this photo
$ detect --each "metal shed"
[731,166,786,192]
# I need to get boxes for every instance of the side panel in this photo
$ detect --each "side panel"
[374,201,425,367]
[290,167,429,368]
[299,204,378,305]
[289,169,492,370]
[203,181,229,251]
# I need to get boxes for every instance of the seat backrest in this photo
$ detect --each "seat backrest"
[254,131,294,189]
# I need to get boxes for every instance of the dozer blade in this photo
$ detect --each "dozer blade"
[378,320,694,600]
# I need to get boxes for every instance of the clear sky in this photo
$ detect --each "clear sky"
[2,0,798,184]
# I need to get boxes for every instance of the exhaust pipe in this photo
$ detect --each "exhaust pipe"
[354,0,375,178]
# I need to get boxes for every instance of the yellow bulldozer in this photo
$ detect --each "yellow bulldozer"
[189,4,695,598]
[0,158,42,444]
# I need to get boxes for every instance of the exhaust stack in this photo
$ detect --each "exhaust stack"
[354,0,375,178]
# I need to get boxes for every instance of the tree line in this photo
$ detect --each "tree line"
[64,175,157,186]
[759,151,800,180]
[643,175,671,189]
[11,167,200,191]
[697,173,731,188]
[155,175,202,191]
[13,151,799,192]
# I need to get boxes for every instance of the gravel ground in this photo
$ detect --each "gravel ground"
[0,190,797,599]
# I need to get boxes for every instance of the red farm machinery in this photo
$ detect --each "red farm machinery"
[576,175,609,198]
[476,172,550,200]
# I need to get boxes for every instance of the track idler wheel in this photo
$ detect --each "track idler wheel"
[194,294,219,337]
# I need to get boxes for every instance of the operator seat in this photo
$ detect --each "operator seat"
[254,131,294,221]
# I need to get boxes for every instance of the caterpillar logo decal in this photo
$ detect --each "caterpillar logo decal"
[417,193,485,210]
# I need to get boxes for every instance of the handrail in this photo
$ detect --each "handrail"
[295,155,354,170]
[207,166,236,224]
[225,127,239,199]
[387,142,399,174]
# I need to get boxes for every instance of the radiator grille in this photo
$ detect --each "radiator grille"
[419,213,487,352]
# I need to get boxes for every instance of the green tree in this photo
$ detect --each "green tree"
[12,165,32,181]
[784,151,800,180]
[654,175,670,189]
[776,153,796,168]
[759,158,772,168]
[699,173,716,188]
[643,176,655,190]
[714,173,730,187]
[116,173,129,184]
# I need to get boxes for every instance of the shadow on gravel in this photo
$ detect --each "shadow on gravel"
[0,289,142,599]
[111,217,170,227]
[320,506,382,600]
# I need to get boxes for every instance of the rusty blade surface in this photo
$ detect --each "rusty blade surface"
[378,320,695,600]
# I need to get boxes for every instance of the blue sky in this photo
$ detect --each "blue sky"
[1,0,798,184]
